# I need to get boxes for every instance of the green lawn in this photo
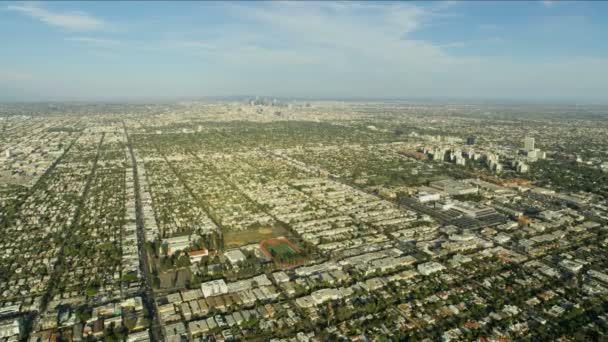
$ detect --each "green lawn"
[267,242,300,259]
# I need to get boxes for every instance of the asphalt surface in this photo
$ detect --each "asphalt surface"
[125,126,164,342]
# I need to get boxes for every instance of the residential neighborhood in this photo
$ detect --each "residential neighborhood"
[1,101,608,341]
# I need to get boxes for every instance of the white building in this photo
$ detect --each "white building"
[449,200,498,219]
[272,271,290,284]
[295,296,315,308]
[0,319,20,339]
[516,162,529,174]
[417,262,446,276]
[252,274,272,287]
[559,259,584,273]
[163,235,191,255]
[127,330,151,342]
[311,288,339,305]
[429,179,478,196]
[416,187,442,203]
[201,279,228,298]
[524,136,535,151]
[121,296,144,311]
[224,249,247,266]
[588,270,608,284]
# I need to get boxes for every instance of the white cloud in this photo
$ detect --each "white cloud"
[186,2,607,100]
[214,2,449,70]
[542,0,554,8]
[67,37,121,45]
[6,3,106,31]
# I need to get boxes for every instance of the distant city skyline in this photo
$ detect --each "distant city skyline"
[1,1,608,103]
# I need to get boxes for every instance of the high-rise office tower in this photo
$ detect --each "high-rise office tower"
[524,136,535,151]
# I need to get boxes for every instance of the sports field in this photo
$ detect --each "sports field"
[223,225,289,248]
[259,237,306,266]
[266,242,300,259]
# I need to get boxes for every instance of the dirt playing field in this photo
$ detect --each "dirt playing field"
[257,228,273,234]
[224,226,288,248]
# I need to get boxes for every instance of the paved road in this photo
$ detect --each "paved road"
[124,126,164,342]
[25,133,104,340]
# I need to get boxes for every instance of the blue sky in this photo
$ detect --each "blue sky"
[1,1,607,102]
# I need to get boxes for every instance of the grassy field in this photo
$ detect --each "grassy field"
[223,225,289,248]
[266,242,300,259]
[261,238,306,266]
